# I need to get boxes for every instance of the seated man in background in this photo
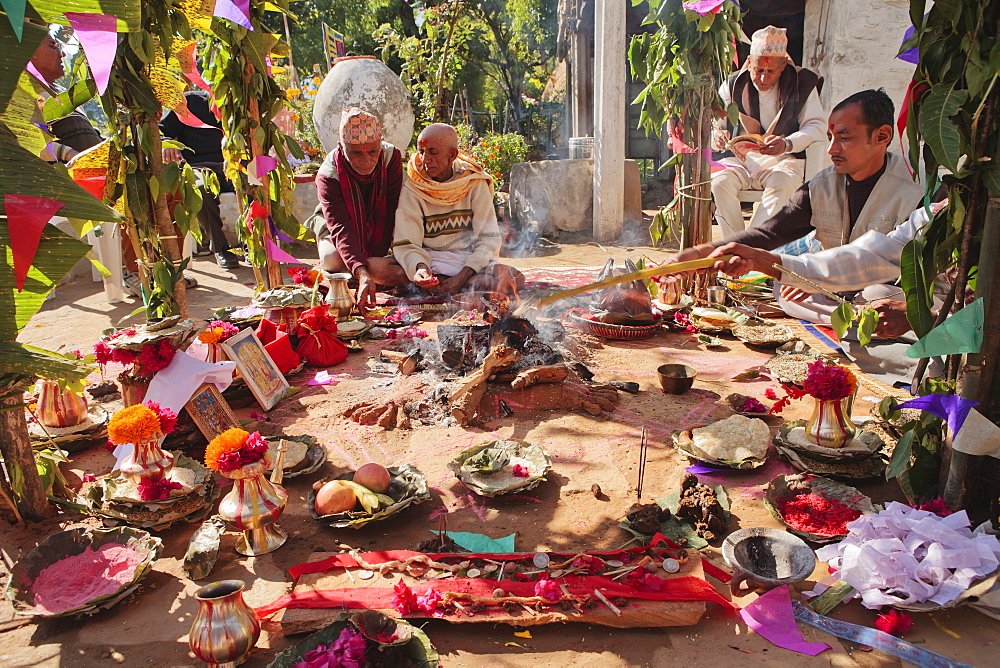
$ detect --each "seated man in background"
[392,123,522,295]
[31,34,102,162]
[160,90,240,270]
[313,107,407,311]
[671,89,923,323]
[710,25,825,238]
[705,201,949,386]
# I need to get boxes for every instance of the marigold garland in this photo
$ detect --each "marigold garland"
[108,404,163,444]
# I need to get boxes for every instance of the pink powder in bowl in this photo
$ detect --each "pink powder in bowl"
[30,543,147,615]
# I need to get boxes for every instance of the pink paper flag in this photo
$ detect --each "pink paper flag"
[254,155,278,178]
[178,42,214,95]
[5,194,64,291]
[175,99,215,129]
[739,586,831,656]
[25,60,45,83]
[683,0,726,15]
[65,13,118,95]
[214,0,253,30]
[264,236,305,265]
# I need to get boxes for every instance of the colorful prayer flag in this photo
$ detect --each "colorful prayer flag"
[322,22,346,70]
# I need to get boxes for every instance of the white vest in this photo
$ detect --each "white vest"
[807,152,923,249]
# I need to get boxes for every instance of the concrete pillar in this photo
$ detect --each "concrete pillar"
[592,0,625,242]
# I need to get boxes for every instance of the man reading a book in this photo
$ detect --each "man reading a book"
[666,89,925,326]
[710,26,826,237]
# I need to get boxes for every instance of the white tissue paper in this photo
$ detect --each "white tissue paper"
[816,502,1000,608]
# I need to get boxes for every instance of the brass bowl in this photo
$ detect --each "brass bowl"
[657,364,697,394]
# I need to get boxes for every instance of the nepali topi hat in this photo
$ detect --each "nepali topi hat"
[339,107,383,144]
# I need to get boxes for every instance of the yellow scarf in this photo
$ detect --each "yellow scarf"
[405,151,494,206]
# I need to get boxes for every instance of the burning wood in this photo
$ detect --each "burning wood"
[449,341,520,426]
[511,364,569,389]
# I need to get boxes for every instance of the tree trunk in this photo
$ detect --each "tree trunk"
[0,394,50,521]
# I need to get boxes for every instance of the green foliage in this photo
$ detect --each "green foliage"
[375,0,480,128]
[901,3,1000,370]
[459,129,528,188]
[203,1,302,280]
[879,378,954,503]
[628,0,742,249]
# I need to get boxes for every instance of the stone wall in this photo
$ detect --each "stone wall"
[802,0,916,172]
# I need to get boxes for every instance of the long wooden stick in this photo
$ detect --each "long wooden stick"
[513,255,734,315]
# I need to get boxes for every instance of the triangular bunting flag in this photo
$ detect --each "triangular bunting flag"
[253,155,278,178]
[264,236,305,265]
[5,194,65,290]
[906,298,984,358]
[214,0,253,30]
[1,0,26,40]
[65,13,118,95]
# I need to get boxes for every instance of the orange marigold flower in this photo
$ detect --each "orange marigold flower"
[198,327,225,344]
[108,404,162,445]
[205,428,250,472]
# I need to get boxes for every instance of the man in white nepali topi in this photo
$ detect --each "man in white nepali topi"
[711,25,827,237]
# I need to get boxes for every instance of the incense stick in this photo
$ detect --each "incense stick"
[771,262,850,305]
[637,426,648,502]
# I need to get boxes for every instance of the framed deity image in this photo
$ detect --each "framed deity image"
[185,383,240,440]
[222,328,290,411]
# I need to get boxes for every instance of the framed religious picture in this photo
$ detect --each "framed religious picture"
[185,383,240,440]
[222,328,290,411]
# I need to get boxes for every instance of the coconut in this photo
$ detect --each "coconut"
[353,463,391,493]
[314,480,357,515]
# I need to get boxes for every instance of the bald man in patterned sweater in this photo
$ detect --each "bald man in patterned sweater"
[392,123,522,295]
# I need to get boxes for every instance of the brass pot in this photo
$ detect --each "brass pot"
[217,455,288,556]
[36,380,88,428]
[324,271,354,320]
[118,433,174,485]
[804,394,856,449]
[188,579,260,667]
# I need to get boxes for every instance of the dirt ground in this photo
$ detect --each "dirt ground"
[2,233,997,667]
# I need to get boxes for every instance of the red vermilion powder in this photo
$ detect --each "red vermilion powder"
[30,544,146,614]
[777,491,862,537]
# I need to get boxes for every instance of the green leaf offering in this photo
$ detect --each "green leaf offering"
[830,302,854,340]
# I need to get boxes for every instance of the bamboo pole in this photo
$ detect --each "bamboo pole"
[146,115,188,317]
[245,60,283,290]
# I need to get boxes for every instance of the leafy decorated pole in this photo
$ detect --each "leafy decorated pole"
[100,3,210,319]
[203,0,302,290]
[0,15,121,520]
[895,1,1000,513]
[628,0,742,255]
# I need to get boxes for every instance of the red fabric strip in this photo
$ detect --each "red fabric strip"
[255,574,737,619]
[701,559,733,583]
[289,533,681,581]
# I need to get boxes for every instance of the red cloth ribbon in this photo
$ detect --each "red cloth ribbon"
[255,574,736,619]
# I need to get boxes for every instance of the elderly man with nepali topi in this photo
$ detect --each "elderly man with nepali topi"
[392,123,523,296]
[670,88,925,324]
[711,25,827,238]
[313,108,409,311]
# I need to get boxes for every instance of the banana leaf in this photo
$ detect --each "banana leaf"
[0,71,50,156]
[26,0,141,31]
[0,342,92,385]
[308,464,430,529]
[0,20,48,115]
[4,526,162,617]
[43,79,99,122]
[0,122,121,221]
[0,219,93,339]
[267,612,439,668]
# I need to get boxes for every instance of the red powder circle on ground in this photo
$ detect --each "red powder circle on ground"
[777,491,862,537]
[29,544,146,614]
